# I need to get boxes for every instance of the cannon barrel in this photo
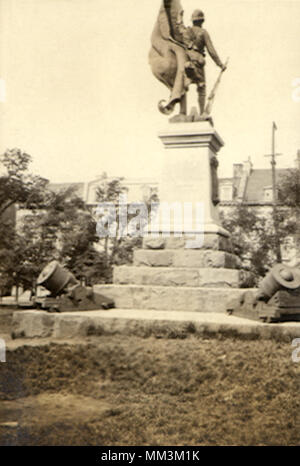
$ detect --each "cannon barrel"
[257,263,300,301]
[37,261,78,296]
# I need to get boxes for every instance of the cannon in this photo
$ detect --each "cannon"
[227,263,300,323]
[34,261,114,313]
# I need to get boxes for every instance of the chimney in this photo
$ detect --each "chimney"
[233,163,243,179]
[243,156,253,176]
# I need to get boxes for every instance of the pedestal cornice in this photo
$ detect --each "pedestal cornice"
[158,121,224,153]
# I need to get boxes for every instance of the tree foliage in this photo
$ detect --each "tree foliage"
[0,149,48,217]
[0,182,102,291]
[278,168,300,211]
[0,154,158,293]
[0,150,104,291]
[221,167,300,282]
[94,172,159,282]
[220,205,276,280]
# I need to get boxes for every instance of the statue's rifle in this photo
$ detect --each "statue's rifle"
[204,57,229,116]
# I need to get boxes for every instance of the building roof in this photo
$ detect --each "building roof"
[49,169,292,206]
[244,169,288,202]
[48,182,85,198]
[48,178,159,205]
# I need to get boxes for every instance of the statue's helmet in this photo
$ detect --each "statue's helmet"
[191,9,205,21]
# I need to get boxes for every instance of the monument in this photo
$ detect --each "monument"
[95,0,247,312]
[149,1,227,121]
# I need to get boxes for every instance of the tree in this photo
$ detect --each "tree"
[220,205,276,281]
[221,167,300,282]
[94,173,128,274]
[94,173,159,280]
[54,188,108,284]
[278,167,300,211]
[0,148,48,217]
[0,152,159,293]
[0,149,49,294]
[15,185,108,287]
[0,150,107,291]
[277,167,300,263]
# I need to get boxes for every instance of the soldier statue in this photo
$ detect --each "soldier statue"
[176,9,227,115]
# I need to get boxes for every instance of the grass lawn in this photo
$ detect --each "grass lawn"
[0,326,299,445]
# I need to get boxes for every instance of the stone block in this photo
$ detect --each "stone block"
[165,234,232,251]
[11,308,300,341]
[197,268,241,287]
[12,311,55,339]
[142,237,166,250]
[133,250,174,267]
[164,236,186,249]
[93,284,135,309]
[94,284,246,313]
[114,266,199,287]
[172,250,241,269]
[52,315,93,339]
[200,234,233,252]
[113,266,243,288]
[142,234,233,252]
[133,249,241,269]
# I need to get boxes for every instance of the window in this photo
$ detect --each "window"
[220,184,233,201]
[263,187,273,202]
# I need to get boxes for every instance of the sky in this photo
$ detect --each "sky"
[0,0,300,183]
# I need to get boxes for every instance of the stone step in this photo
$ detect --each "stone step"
[11,309,300,341]
[143,234,233,252]
[94,284,248,313]
[133,249,241,269]
[113,266,244,288]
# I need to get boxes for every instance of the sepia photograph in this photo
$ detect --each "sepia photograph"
[0,0,300,451]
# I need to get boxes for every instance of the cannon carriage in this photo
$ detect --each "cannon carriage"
[34,261,114,313]
[227,263,300,323]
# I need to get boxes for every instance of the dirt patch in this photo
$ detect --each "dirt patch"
[0,334,299,446]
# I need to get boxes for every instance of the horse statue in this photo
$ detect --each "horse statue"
[149,0,188,116]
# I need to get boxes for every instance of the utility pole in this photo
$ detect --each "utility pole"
[295,149,300,171]
[264,122,282,262]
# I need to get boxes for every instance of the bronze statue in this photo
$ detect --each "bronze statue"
[149,1,227,120]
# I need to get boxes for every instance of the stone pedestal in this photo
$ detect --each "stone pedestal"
[95,121,247,313]
[149,120,228,238]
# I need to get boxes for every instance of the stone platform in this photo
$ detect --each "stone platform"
[95,242,250,313]
[10,309,300,341]
[133,248,241,268]
[94,285,247,313]
[114,266,244,288]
